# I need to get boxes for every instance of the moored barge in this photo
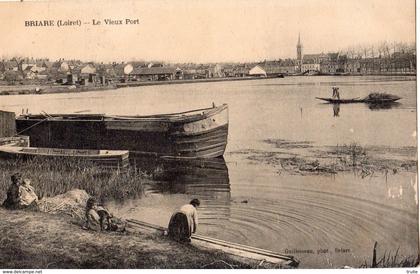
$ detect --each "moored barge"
[15,104,229,159]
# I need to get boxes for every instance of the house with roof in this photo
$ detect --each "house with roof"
[131,66,182,81]
[23,66,37,79]
[22,62,36,71]
[319,53,348,74]
[259,60,295,76]
[182,69,199,80]
[178,63,215,79]
[78,63,97,85]
[387,52,416,74]
[36,69,51,81]
[248,65,267,77]
[262,64,284,76]
[80,63,96,75]
[344,59,361,74]
[222,65,235,77]
[232,64,250,77]
[301,53,328,72]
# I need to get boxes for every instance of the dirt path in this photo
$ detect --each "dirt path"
[0,208,282,269]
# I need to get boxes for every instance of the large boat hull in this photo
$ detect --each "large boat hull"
[15,104,229,159]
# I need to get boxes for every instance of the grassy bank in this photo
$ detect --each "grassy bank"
[0,158,292,269]
[0,208,276,269]
[0,158,147,203]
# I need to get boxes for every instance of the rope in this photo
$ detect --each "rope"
[15,116,50,136]
[14,110,53,136]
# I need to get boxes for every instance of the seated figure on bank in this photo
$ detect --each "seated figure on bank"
[19,178,39,207]
[83,197,126,232]
[2,173,38,209]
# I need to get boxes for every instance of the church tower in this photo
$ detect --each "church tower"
[296,33,302,72]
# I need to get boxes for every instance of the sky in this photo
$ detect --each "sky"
[0,0,416,63]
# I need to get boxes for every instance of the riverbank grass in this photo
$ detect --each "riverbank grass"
[0,158,147,203]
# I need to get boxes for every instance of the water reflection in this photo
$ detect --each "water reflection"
[130,156,232,225]
[327,101,401,117]
[332,103,340,117]
[151,157,231,199]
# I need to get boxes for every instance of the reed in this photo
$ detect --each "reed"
[0,157,147,203]
[359,242,419,268]
[334,142,368,168]
[360,252,418,268]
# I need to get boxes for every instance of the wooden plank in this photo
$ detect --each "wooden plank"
[0,111,16,137]
[127,219,298,266]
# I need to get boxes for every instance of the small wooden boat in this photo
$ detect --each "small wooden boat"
[316,97,363,104]
[0,146,129,169]
[316,93,401,104]
[16,104,228,159]
[0,136,30,147]
[127,219,299,267]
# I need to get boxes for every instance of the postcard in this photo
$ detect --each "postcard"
[0,0,417,270]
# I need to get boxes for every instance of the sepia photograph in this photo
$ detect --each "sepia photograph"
[0,0,418,270]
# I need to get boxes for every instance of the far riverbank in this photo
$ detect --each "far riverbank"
[0,73,415,97]
[115,76,282,88]
[0,84,116,96]
[0,76,277,96]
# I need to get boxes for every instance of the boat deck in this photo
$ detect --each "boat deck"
[0,145,130,170]
[17,104,228,123]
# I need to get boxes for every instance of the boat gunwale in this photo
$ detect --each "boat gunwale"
[16,104,228,124]
[0,146,129,158]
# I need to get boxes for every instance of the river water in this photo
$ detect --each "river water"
[0,76,418,268]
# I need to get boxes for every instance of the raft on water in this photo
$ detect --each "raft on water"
[127,219,299,267]
[0,146,129,169]
[15,104,229,159]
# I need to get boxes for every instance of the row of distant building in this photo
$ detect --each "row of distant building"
[0,50,416,86]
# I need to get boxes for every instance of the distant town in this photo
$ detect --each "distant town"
[0,36,416,94]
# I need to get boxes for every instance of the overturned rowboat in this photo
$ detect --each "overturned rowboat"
[16,104,229,159]
[127,219,299,267]
[0,146,129,169]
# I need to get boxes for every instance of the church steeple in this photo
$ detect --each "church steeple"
[296,33,303,72]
